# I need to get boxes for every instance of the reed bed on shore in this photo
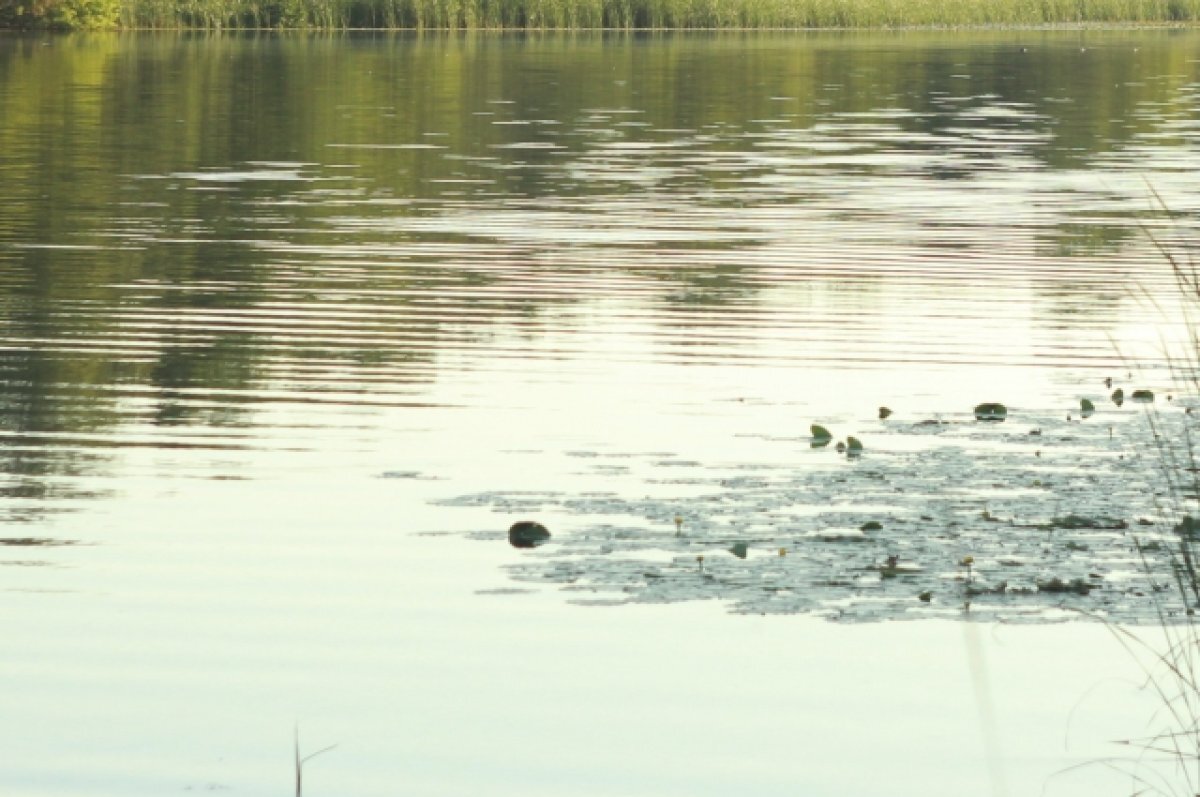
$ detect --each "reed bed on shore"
[10,0,1200,30]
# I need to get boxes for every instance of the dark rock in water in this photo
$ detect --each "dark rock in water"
[1080,398,1095,417]
[1111,388,1124,406]
[1131,389,1155,403]
[974,402,1007,421]
[917,591,932,602]
[508,521,551,548]
[878,406,893,420]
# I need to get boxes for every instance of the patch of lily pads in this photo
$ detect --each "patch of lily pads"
[437,397,1200,623]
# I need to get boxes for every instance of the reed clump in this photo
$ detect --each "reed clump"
[9,0,1200,29]
[1084,199,1200,794]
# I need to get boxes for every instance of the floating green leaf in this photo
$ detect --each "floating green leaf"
[974,402,1007,421]
[1036,577,1094,595]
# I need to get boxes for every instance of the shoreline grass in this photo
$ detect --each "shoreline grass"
[6,0,1200,31]
[1076,197,1200,793]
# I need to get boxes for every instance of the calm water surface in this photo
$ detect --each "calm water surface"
[1,29,1200,795]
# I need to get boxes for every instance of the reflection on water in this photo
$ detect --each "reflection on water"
[2,29,1200,797]
[0,32,1196,525]
[0,32,1197,517]
[0,35,1195,542]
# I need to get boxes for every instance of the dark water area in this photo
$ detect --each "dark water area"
[1,29,1200,796]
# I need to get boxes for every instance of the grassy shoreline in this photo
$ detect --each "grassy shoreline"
[5,0,1200,31]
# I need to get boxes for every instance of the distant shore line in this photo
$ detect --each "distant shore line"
[5,0,1200,31]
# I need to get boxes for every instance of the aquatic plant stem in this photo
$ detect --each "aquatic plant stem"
[295,726,338,797]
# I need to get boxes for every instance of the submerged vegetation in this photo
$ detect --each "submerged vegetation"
[447,394,1197,622]
[4,0,1200,30]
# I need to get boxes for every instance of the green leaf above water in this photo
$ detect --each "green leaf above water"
[974,402,1008,421]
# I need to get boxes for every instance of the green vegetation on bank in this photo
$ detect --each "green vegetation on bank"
[1,0,119,28]
[3,0,1200,29]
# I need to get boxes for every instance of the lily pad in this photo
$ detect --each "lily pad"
[974,402,1008,421]
[1036,577,1093,595]
[445,399,1198,623]
[1174,516,1200,540]
[810,424,833,447]
[1132,389,1155,403]
[1044,514,1128,530]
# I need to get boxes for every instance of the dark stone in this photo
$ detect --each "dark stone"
[508,521,551,549]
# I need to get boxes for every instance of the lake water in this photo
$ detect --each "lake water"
[2,28,1200,796]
